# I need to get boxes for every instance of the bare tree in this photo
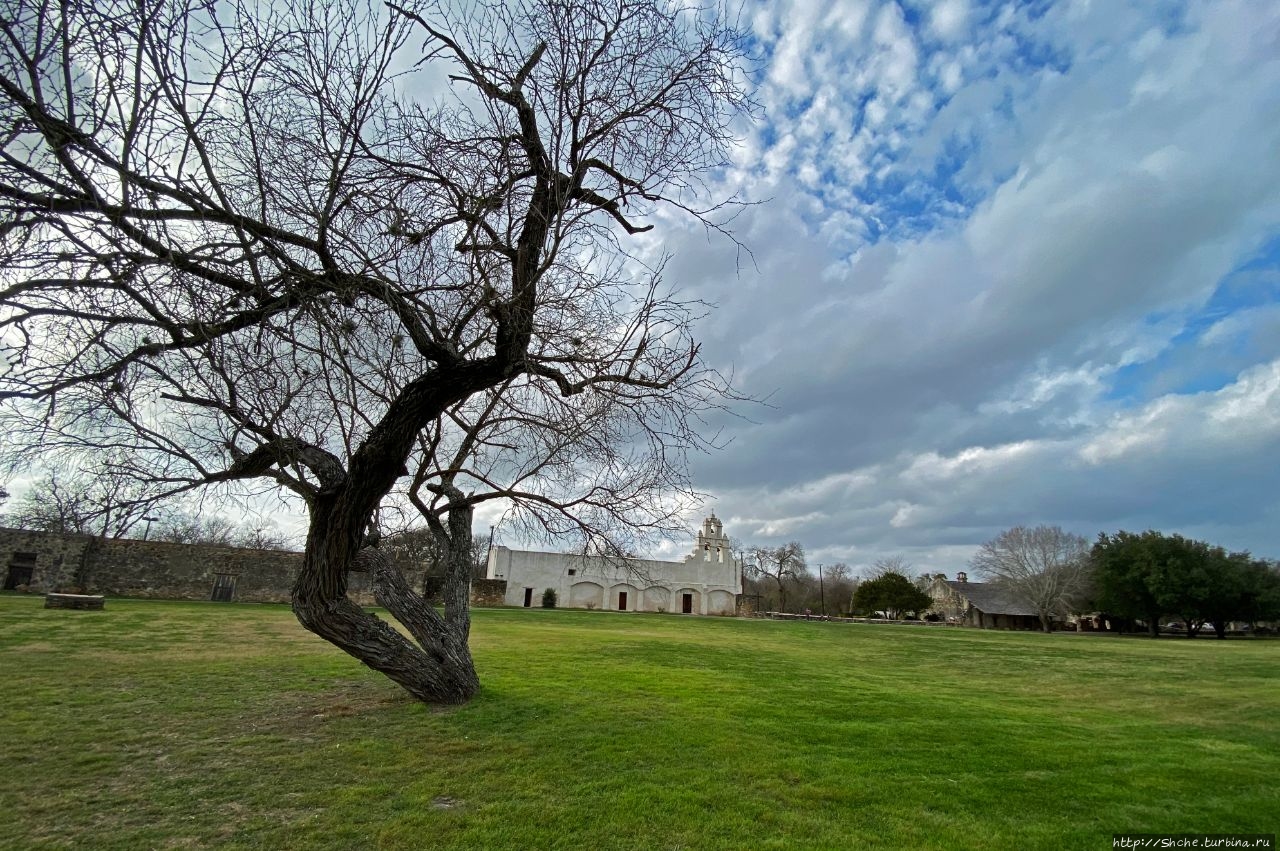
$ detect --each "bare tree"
[823,562,858,616]
[970,525,1090,632]
[236,524,293,551]
[3,468,161,537]
[152,514,239,546]
[747,542,806,613]
[869,555,912,578]
[382,526,488,584]
[0,0,753,702]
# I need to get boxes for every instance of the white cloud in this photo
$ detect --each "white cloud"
[1081,360,1280,464]
[664,0,1280,567]
[929,0,970,42]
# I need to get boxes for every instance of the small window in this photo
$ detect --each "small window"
[568,568,576,576]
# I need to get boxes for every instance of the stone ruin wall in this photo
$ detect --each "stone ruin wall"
[0,527,440,607]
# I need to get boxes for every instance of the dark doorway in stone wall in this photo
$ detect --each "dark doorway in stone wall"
[4,565,33,590]
[4,552,36,590]
[617,591,628,611]
[682,593,693,614]
[523,587,533,607]
[210,573,238,602]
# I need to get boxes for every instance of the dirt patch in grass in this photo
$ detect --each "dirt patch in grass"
[234,678,417,736]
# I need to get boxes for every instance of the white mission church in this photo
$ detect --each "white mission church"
[485,514,742,615]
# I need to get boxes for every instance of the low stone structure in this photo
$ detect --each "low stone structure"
[469,578,508,607]
[486,515,742,615]
[44,593,105,610]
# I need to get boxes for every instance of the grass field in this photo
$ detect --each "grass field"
[1,595,1276,850]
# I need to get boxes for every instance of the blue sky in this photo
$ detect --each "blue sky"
[571,0,1280,572]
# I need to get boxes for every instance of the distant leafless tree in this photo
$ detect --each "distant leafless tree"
[822,562,858,615]
[3,468,161,538]
[236,525,293,551]
[0,0,754,702]
[870,555,912,578]
[971,525,1090,632]
[152,514,239,547]
[747,542,807,612]
[381,526,488,583]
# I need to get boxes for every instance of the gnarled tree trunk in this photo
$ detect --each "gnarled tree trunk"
[291,497,480,705]
[292,550,479,704]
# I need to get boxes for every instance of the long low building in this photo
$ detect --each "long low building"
[486,514,743,615]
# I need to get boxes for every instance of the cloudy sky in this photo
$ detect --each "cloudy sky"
[620,0,1280,573]
[6,0,1275,575]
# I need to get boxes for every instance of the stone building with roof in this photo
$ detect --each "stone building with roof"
[927,571,1044,630]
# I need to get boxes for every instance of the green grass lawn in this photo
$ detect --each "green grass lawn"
[1,595,1276,850]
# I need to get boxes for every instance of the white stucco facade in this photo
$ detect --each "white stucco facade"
[486,515,742,615]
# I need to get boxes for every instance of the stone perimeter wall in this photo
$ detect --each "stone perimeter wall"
[0,527,458,607]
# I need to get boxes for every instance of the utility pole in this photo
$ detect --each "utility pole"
[483,525,496,577]
[818,563,826,618]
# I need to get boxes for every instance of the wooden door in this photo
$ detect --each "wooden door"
[618,591,627,611]
[682,593,693,614]
[210,573,237,602]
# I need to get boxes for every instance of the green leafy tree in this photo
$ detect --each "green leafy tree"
[852,571,931,620]
[1239,559,1280,628]
[1093,531,1271,638]
[1144,535,1223,638]
[541,588,557,609]
[1092,531,1166,637]
[1202,555,1280,637]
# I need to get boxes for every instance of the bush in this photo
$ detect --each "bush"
[541,588,557,609]
[852,572,932,621]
